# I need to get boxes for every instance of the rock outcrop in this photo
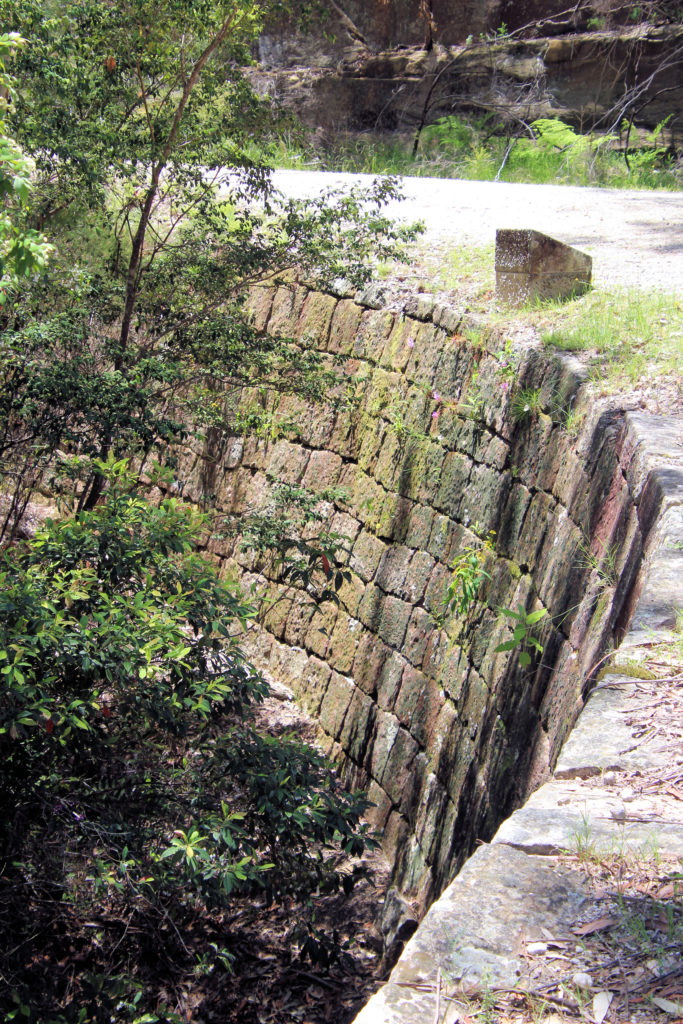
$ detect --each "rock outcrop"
[249,23,682,142]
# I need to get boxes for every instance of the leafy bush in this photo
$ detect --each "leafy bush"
[494,604,548,669]
[441,531,495,621]
[0,463,375,1021]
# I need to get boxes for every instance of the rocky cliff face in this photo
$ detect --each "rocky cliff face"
[262,0,671,54]
[174,284,654,911]
[253,4,682,142]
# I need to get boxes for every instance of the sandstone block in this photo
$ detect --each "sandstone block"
[283,597,316,647]
[402,607,434,669]
[375,544,413,595]
[327,614,363,674]
[381,727,420,805]
[268,283,307,334]
[460,668,489,740]
[436,642,468,704]
[365,780,392,830]
[416,442,448,506]
[427,513,458,562]
[350,528,387,585]
[393,664,430,732]
[374,431,404,491]
[329,510,362,561]
[305,601,339,657]
[301,448,343,491]
[340,686,376,763]
[382,810,410,865]
[265,438,310,485]
[404,504,435,549]
[459,462,511,535]
[495,229,592,307]
[328,298,364,355]
[318,670,355,740]
[299,655,332,717]
[421,628,449,678]
[422,563,450,615]
[428,699,457,779]
[375,493,413,542]
[379,315,417,372]
[353,632,389,697]
[436,452,471,517]
[245,284,274,331]
[296,290,337,345]
[262,591,292,640]
[496,482,532,559]
[337,573,366,618]
[404,323,443,386]
[401,551,435,604]
[358,582,385,632]
[516,491,556,571]
[353,308,394,360]
[378,594,412,649]
[410,675,443,749]
[370,711,401,783]
[414,772,449,865]
[376,650,408,711]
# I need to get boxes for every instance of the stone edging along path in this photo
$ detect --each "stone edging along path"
[354,412,683,1024]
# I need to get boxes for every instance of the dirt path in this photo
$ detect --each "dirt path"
[273,171,683,292]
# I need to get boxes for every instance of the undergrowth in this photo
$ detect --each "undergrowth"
[262,116,682,192]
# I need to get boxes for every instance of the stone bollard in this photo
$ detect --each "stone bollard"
[495,228,592,307]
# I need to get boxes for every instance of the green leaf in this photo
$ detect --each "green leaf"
[494,640,518,653]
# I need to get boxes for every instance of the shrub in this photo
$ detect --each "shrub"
[0,463,375,1020]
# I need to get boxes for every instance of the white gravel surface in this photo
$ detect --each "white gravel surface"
[273,170,682,292]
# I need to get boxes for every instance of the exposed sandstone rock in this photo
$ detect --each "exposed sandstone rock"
[249,24,683,142]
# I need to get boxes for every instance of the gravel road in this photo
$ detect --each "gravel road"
[273,170,682,293]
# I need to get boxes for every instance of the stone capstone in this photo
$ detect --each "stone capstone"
[495,228,592,307]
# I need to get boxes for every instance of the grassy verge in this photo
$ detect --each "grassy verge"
[389,237,682,396]
[540,289,683,390]
[262,117,682,192]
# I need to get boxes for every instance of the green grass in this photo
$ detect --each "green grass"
[434,242,495,295]
[541,289,683,386]
[260,117,683,192]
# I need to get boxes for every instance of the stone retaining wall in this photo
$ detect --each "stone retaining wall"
[176,282,656,908]
[354,413,683,1023]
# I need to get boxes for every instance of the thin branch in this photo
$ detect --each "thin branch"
[135,59,156,148]
[327,0,368,46]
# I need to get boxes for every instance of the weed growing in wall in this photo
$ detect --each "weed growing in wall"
[457,369,486,422]
[577,536,620,588]
[442,530,496,620]
[494,338,518,394]
[511,386,543,423]
[494,604,548,668]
